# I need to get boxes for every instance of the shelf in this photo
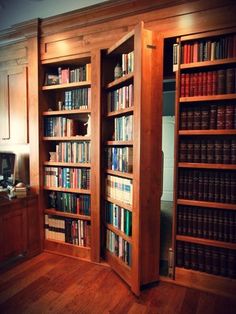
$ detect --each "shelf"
[43,161,91,168]
[177,199,236,211]
[44,187,91,194]
[42,81,91,90]
[178,163,236,170]
[106,223,132,244]
[106,107,134,118]
[179,130,236,136]
[43,109,90,116]
[105,196,132,212]
[175,267,236,298]
[180,94,236,102]
[106,72,134,89]
[105,250,131,286]
[43,136,91,141]
[180,57,236,69]
[44,239,91,260]
[106,169,133,179]
[176,235,236,250]
[106,140,133,146]
[107,29,134,55]
[44,208,91,220]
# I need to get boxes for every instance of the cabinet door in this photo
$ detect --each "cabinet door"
[0,207,27,261]
[0,67,28,144]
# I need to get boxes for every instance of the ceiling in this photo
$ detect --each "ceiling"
[0,0,108,31]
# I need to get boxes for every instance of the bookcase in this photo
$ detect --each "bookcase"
[40,52,100,263]
[173,27,236,295]
[101,22,163,295]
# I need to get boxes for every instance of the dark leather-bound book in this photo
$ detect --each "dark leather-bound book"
[193,140,201,163]
[214,172,220,203]
[190,243,198,270]
[207,140,214,163]
[187,207,193,236]
[231,139,236,164]
[219,248,227,277]
[218,210,224,242]
[180,107,187,130]
[217,69,226,94]
[177,206,183,235]
[183,242,191,269]
[192,207,198,237]
[202,72,207,95]
[197,244,205,272]
[219,172,226,203]
[212,70,217,95]
[223,210,229,242]
[198,172,204,200]
[180,73,186,97]
[203,172,209,201]
[213,209,219,240]
[185,73,190,97]
[223,139,231,164]
[201,105,209,130]
[216,105,226,129]
[178,171,184,199]
[176,241,184,267]
[200,139,207,163]
[230,172,236,204]
[225,104,234,129]
[187,107,194,130]
[179,140,187,162]
[205,246,213,274]
[209,104,217,129]
[197,207,203,238]
[225,172,231,204]
[208,209,214,239]
[212,247,220,275]
[193,170,199,200]
[228,250,236,278]
[187,140,194,162]
[215,139,223,164]
[226,68,235,94]
[229,211,234,243]
[207,71,213,95]
[203,208,209,239]
[187,170,193,200]
[182,207,188,235]
[193,106,201,129]
[208,172,215,201]
[197,72,203,96]
[183,170,189,199]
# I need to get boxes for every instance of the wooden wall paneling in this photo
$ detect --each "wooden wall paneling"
[0,70,9,141]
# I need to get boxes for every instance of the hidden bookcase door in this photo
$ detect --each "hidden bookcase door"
[173,27,236,297]
[39,52,100,263]
[101,22,163,295]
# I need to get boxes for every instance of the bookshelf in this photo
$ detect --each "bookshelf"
[40,52,100,263]
[173,27,236,295]
[101,22,163,295]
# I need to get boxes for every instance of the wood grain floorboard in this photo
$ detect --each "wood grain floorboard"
[0,252,236,314]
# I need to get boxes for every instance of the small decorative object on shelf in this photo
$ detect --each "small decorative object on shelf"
[114,63,122,79]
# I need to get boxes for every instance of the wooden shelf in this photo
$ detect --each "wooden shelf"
[44,186,91,194]
[175,267,236,299]
[43,109,90,116]
[107,29,134,55]
[178,162,236,170]
[105,250,131,286]
[43,161,91,168]
[180,94,236,102]
[180,57,236,69]
[176,235,236,250]
[106,72,134,89]
[105,196,132,212]
[106,223,132,244]
[177,199,236,211]
[106,169,133,179]
[106,107,134,118]
[43,136,91,141]
[44,208,91,220]
[42,81,91,90]
[106,140,133,146]
[44,239,91,260]
[179,130,236,136]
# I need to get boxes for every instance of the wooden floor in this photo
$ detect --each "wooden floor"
[0,253,236,314]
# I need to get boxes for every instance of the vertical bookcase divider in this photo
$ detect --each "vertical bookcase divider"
[173,27,236,297]
[101,21,163,295]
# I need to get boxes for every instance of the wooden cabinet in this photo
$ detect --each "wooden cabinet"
[101,22,163,295]
[0,67,28,144]
[173,27,236,297]
[0,194,40,263]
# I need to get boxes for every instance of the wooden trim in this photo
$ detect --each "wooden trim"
[106,107,134,118]
[105,196,132,212]
[180,57,236,69]
[176,235,236,250]
[106,223,132,244]
[180,94,236,102]
[44,208,91,221]
[106,140,133,146]
[178,163,236,170]
[42,81,91,90]
[177,199,236,211]
[43,187,91,194]
[106,73,134,89]
[107,30,134,55]
[180,26,236,41]
[43,136,91,141]
[179,130,236,136]
[43,109,91,116]
[175,267,236,299]
[106,169,133,179]
[43,162,91,168]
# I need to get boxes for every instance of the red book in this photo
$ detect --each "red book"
[197,72,203,96]
[185,73,190,97]
[212,71,217,95]
[180,73,185,97]
[207,71,213,95]
[202,72,207,95]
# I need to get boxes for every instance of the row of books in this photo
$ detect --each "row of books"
[62,88,91,110]
[178,169,236,204]
[179,138,236,164]
[114,115,133,141]
[45,214,91,247]
[50,141,90,163]
[106,146,133,173]
[106,229,132,266]
[180,104,236,130]
[106,174,133,205]
[121,51,134,77]
[177,206,236,243]
[176,241,236,278]
[44,167,90,190]
[107,84,133,112]
[180,68,236,97]
[44,64,91,85]
[48,191,91,216]
[105,201,132,236]
[44,117,86,137]
[180,34,236,64]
